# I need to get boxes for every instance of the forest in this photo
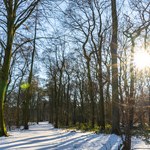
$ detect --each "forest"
[0,0,150,149]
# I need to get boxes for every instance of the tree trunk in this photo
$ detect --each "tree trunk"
[0,9,15,136]
[49,87,54,124]
[54,76,58,128]
[86,60,95,128]
[0,80,8,136]
[23,8,38,129]
[66,76,70,126]
[111,0,120,135]
[0,52,12,136]
[16,80,22,128]
[73,91,77,125]
[97,45,105,130]
[129,39,135,129]
[80,81,85,123]
[37,92,40,124]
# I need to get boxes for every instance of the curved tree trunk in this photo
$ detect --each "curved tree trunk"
[0,6,15,136]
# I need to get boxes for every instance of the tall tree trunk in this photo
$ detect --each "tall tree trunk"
[97,41,105,130]
[129,39,135,129]
[0,78,8,137]
[80,80,85,123]
[0,5,15,135]
[49,87,54,124]
[87,60,95,128]
[111,0,120,135]
[16,77,23,128]
[36,92,40,124]
[66,74,70,126]
[24,8,38,129]
[54,76,58,128]
[73,91,77,125]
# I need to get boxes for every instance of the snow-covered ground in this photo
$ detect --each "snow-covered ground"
[0,122,149,150]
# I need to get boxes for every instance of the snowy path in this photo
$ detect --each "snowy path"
[0,122,149,150]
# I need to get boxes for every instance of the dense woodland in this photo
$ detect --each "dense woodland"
[0,0,150,149]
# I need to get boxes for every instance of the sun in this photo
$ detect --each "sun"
[133,50,150,70]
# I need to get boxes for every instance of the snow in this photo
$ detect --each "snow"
[0,122,149,150]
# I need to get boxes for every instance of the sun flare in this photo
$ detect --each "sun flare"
[133,50,150,70]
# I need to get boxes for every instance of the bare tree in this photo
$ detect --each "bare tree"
[0,0,40,136]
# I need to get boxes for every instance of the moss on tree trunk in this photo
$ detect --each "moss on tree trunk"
[0,80,8,136]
